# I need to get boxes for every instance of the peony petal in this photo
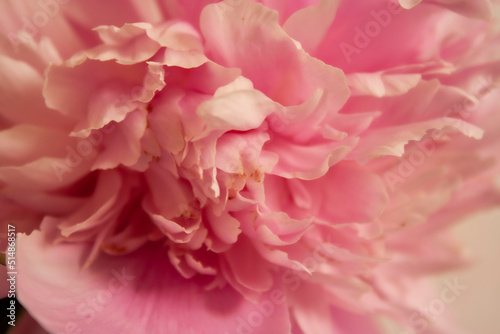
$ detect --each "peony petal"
[0,125,69,167]
[222,236,274,293]
[197,77,281,132]
[44,58,152,127]
[398,0,423,9]
[266,135,357,180]
[330,306,382,334]
[91,109,148,170]
[400,0,493,20]
[283,0,341,53]
[290,283,337,334]
[148,93,186,154]
[0,156,94,191]
[205,209,241,245]
[86,23,160,65]
[57,170,122,237]
[200,0,350,109]
[350,117,484,163]
[17,230,292,334]
[0,55,70,129]
[347,72,422,97]
[314,162,389,224]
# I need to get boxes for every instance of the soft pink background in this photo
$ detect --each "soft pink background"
[382,206,500,334]
[446,207,500,334]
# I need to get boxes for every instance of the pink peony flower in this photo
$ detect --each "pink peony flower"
[1,0,499,333]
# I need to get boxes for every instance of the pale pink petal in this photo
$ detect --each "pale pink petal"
[0,156,93,191]
[313,162,389,224]
[350,118,484,163]
[347,72,422,97]
[283,0,340,53]
[266,135,357,180]
[0,56,70,129]
[0,125,69,166]
[200,0,350,109]
[197,77,281,132]
[91,109,148,170]
[400,0,493,19]
[85,23,160,65]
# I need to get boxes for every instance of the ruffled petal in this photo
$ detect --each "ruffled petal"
[17,229,292,334]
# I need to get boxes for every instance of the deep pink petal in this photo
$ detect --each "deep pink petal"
[17,230,292,334]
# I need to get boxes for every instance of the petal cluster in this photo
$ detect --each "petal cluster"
[0,0,499,333]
